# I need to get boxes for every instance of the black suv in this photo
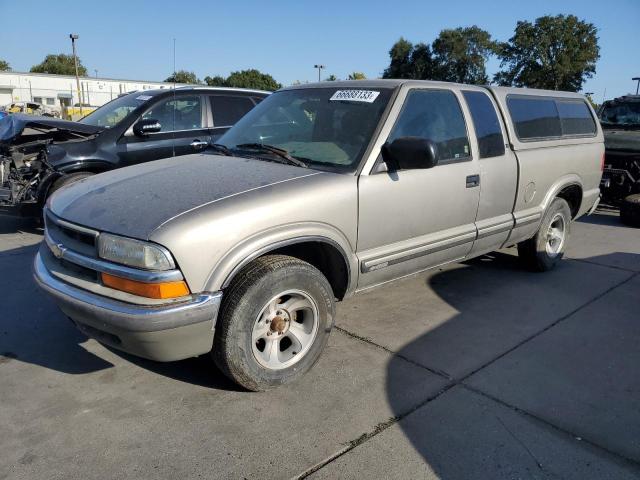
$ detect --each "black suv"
[0,86,269,216]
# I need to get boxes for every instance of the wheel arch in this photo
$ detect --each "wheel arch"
[38,160,114,204]
[215,235,355,301]
[541,175,584,220]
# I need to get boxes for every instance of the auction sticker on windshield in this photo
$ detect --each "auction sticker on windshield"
[330,90,380,103]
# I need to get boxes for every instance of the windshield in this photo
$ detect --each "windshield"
[218,87,393,172]
[79,92,155,128]
[600,100,640,127]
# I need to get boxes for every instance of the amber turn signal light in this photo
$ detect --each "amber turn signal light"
[101,273,190,299]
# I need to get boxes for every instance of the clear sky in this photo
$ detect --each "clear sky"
[1,0,638,101]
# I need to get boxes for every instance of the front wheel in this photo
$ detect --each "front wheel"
[517,197,572,272]
[48,172,95,198]
[213,255,335,391]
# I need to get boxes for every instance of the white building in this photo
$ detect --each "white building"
[0,71,189,110]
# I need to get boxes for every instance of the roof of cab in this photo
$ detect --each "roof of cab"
[283,79,587,99]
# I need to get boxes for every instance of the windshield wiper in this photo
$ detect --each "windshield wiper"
[235,143,308,168]
[209,143,233,156]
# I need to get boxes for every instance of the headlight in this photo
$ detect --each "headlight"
[98,233,175,270]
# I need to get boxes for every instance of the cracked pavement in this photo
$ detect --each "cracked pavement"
[1,210,639,479]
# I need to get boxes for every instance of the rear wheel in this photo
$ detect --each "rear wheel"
[518,197,571,272]
[213,255,335,391]
[620,194,640,227]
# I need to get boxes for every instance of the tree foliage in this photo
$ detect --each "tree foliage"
[382,37,418,79]
[204,75,227,86]
[165,70,200,84]
[226,69,281,91]
[494,15,599,91]
[325,74,338,81]
[383,28,494,84]
[348,72,367,80]
[432,27,496,84]
[0,59,10,72]
[30,54,87,76]
[204,69,281,91]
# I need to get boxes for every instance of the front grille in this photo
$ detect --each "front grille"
[45,210,98,258]
[44,209,102,285]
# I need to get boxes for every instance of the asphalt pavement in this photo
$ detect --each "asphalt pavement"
[1,209,638,479]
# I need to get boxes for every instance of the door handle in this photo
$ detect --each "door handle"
[190,140,208,149]
[466,174,480,188]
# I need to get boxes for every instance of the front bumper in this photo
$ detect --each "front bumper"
[33,252,222,361]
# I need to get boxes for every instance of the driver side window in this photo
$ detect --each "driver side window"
[142,95,203,132]
[388,89,471,163]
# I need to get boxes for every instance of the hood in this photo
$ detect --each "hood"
[48,154,321,239]
[0,113,103,143]
[604,128,640,152]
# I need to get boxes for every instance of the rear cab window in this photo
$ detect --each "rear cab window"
[388,89,471,163]
[507,95,596,141]
[462,91,505,158]
[556,101,597,136]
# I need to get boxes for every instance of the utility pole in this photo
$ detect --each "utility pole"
[94,69,98,78]
[633,77,640,95]
[69,34,83,116]
[314,64,325,82]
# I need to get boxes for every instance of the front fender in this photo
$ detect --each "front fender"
[204,222,358,294]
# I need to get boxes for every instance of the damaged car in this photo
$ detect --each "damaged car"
[599,94,640,226]
[0,86,268,216]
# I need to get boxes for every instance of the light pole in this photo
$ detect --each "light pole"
[633,77,640,95]
[94,69,98,78]
[69,34,83,116]
[314,64,325,82]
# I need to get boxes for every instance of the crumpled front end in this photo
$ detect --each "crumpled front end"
[0,114,100,216]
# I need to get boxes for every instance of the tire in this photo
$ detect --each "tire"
[48,172,94,197]
[213,254,335,391]
[517,197,572,272]
[620,194,640,228]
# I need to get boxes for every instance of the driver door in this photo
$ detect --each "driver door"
[117,94,210,165]
[357,88,481,290]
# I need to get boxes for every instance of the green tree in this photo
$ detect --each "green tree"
[225,69,281,91]
[30,54,87,76]
[204,75,227,86]
[431,26,496,84]
[381,39,440,80]
[382,37,414,78]
[0,59,10,72]
[409,43,436,80]
[495,15,600,91]
[325,74,338,81]
[348,72,367,80]
[165,70,200,84]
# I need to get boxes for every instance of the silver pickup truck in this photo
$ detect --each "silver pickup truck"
[34,80,603,390]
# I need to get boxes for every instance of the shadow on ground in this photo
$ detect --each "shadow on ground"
[0,216,41,235]
[0,243,240,391]
[385,251,640,477]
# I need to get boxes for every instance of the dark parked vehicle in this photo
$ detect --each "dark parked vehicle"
[599,94,640,226]
[0,86,269,216]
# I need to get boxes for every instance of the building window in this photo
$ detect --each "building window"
[33,96,43,104]
[46,98,56,105]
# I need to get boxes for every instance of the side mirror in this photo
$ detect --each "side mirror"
[133,118,162,136]
[381,137,438,171]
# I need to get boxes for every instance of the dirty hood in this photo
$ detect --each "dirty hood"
[0,113,102,143]
[48,154,319,239]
